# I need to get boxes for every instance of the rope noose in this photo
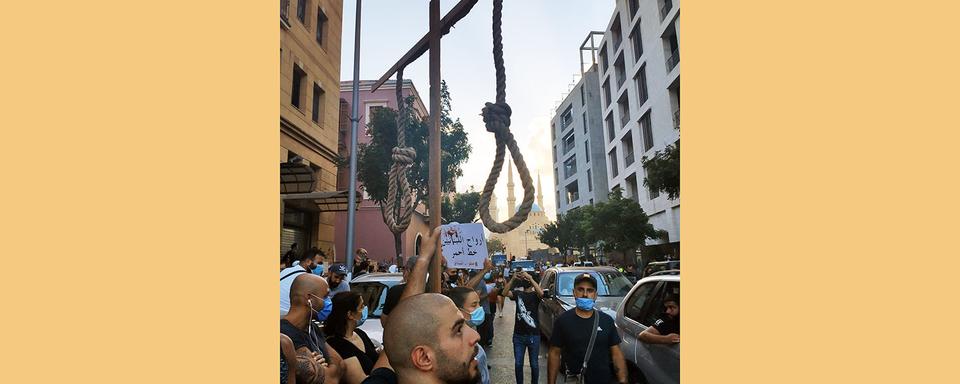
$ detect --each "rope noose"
[383,69,416,234]
[477,0,536,234]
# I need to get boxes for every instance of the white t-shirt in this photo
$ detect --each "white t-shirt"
[279,265,307,317]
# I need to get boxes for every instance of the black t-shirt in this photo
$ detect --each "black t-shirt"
[280,319,330,360]
[652,314,680,335]
[382,283,406,316]
[550,309,621,383]
[326,328,379,374]
[510,290,541,335]
[360,367,398,384]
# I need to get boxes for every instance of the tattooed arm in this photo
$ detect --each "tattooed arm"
[295,346,329,384]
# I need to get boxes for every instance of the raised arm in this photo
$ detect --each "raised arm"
[465,258,494,291]
[401,227,441,300]
[501,272,517,299]
[526,271,544,298]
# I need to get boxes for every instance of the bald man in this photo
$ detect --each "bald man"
[362,293,481,384]
[281,273,345,384]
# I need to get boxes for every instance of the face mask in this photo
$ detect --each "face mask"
[484,272,492,280]
[356,306,368,327]
[575,297,595,311]
[469,306,485,327]
[310,295,333,322]
[312,265,324,275]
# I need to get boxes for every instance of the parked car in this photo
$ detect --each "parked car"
[537,266,634,342]
[640,261,680,279]
[349,272,403,345]
[572,261,595,267]
[615,273,680,384]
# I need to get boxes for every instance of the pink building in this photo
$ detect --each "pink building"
[335,80,431,265]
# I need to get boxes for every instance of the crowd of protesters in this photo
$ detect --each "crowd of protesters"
[279,234,678,384]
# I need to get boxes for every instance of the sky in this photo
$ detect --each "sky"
[340,0,616,221]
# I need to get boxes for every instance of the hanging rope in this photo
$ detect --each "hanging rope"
[383,69,416,234]
[477,0,536,234]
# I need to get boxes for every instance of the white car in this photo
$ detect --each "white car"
[614,271,680,384]
[349,272,403,345]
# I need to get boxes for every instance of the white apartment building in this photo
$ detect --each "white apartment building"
[597,0,680,251]
[551,62,610,216]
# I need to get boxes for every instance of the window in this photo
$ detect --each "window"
[365,103,387,123]
[587,169,593,192]
[622,131,635,166]
[624,281,660,324]
[316,8,328,45]
[579,85,586,106]
[584,140,590,163]
[640,112,653,151]
[636,65,649,106]
[565,182,580,205]
[648,185,660,200]
[664,22,679,71]
[641,282,679,326]
[551,123,556,141]
[582,112,588,134]
[626,173,640,202]
[618,93,631,128]
[297,0,307,24]
[660,0,674,21]
[629,0,640,19]
[281,0,291,23]
[609,148,619,177]
[630,19,643,61]
[605,113,615,143]
[552,145,557,163]
[311,83,324,123]
[562,132,576,154]
[560,105,574,129]
[563,156,578,179]
[611,15,623,51]
[614,55,626,90]
[291,64,306,109]
[598,44,609,74]
[601,80,611,106]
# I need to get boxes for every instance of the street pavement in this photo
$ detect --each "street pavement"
[486,298,549,384]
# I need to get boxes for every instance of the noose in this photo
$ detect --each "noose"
[477,0,536,233]
[383,69,416,234]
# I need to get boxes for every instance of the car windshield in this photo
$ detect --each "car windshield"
[512,260,535,270]
[556,271,633,297]
[350,280,399,318]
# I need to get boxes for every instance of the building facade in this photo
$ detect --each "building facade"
[551,63,610,216]
[596,0,680,256]
[280,0,344,261]
[335,80,431,265]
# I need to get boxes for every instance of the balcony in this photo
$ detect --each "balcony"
[666,49,680,71]
[281,0,291,28]
[660,0,673,20]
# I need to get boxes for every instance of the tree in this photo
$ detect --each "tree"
[642,140,679,199]
[590,189,662,265]
[357,81,472,261]
[440,189,481,224]
[486,238,505,255]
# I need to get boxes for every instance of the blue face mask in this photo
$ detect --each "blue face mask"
[312,265,325,275]
[356,306,368,327]
[311,296,333,322]
[469,306,485,327]
[484,272,492,280]
[575,297,595,311]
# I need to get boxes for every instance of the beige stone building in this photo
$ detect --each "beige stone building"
[488,162,552,260]
[279,0,345,261]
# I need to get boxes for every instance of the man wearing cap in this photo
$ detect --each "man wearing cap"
[547,273,627,384]
[326,264,351,299]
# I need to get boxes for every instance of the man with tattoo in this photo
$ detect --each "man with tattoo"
[281,273,345,384]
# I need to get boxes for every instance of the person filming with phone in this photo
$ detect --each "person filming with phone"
[501,269,544,384]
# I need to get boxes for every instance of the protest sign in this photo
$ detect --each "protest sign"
[439,223,489,269]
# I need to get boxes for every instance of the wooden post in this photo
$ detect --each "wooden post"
[427,0,442,293]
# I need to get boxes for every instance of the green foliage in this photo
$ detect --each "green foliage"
[641,140,680,200]
[538,189,662,255]
[486,238,505,255]
[357,80,472,207]
[441,190,481,224]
